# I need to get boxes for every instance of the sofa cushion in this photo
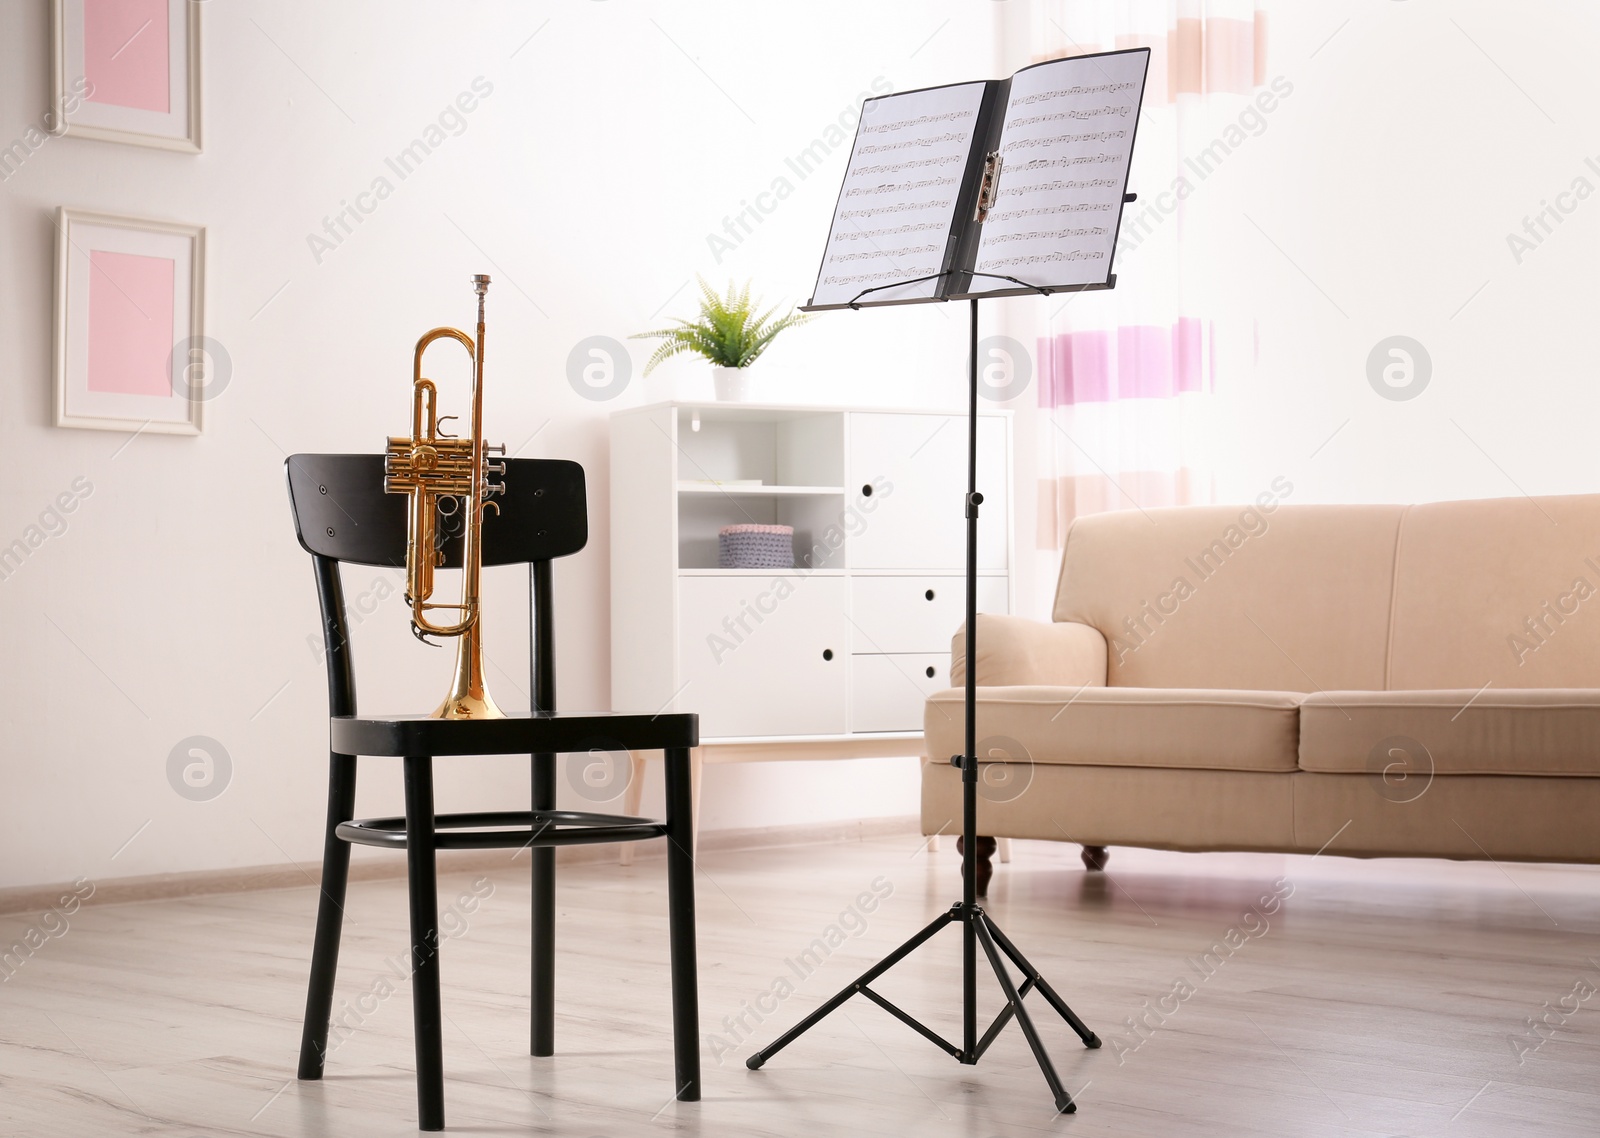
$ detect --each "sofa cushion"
[925,686,1302,773]
[1388,495,1600,691]
[1301,689,1600,777]
[1052,503,1404,692]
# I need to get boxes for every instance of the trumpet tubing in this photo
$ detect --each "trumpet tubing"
[382,273,507,719]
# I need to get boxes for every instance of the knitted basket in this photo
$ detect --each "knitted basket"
[718,524,794,569]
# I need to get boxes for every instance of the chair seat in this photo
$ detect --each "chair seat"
[331,711,698,756]
[337,809,667,850]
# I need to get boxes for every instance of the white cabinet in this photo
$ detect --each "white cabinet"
[611,402,1012,742]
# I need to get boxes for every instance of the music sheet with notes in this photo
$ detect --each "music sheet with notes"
[807,81,988,309]
[966,51,1148,294]
[805,49,1148,309]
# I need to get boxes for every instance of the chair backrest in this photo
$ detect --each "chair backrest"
[285,453,587,567]
[284,454,587,716]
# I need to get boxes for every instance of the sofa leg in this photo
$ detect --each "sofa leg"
[1081,845,1109,872]
[957,835,997,895]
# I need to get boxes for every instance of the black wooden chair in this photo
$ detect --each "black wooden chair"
[284,453,699,1132]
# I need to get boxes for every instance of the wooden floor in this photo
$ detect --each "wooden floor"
[2,834,1598,1136]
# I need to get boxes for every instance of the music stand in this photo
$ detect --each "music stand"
[745,49,1151,1114]
[744,281,1106,1113]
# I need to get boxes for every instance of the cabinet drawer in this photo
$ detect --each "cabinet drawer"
[851,653,949,734]
[850,575,1008,654]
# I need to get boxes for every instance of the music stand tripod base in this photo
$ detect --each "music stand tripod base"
[744,900,1100,1113]
[745,298,1100,1115]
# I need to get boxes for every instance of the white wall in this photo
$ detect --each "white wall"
[1213,0,1600,511]
[0,0,999,889]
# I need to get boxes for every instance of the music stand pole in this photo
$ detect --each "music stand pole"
[961,297,981,1061]
[746,296,1101,1114]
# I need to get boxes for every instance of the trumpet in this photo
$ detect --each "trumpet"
[383,274,507,719]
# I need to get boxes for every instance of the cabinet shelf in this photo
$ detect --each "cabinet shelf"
[676,482,845,497]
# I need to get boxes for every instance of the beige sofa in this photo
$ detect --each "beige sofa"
[922,494,1600,887]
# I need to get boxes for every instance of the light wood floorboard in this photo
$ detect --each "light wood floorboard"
[1,836,1597,1136]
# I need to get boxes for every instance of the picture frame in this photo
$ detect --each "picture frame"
[50,0,202,153]
[53,207,208,436]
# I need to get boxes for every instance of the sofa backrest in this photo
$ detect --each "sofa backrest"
[1053,494,1600,692]
[1388,494,1600,690]
[1054,501,1404,691]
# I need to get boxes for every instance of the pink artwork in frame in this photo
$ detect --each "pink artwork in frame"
[52,0,201,152]
[55,209,207,435]
[86,250,175,397]
[83,0,171,113]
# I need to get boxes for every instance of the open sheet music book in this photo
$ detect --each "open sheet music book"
[805,47,1150,310]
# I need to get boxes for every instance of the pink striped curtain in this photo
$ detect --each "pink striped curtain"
[1029,0,1268,548]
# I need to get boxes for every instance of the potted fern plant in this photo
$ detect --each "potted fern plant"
[632,278,809,401]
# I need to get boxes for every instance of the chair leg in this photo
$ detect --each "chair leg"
[997,837,1013,864]
[298,752,357,1080]
[927,834,941,853]
[689,747,704,859]
[620,751,647,867]
[531,751,556,1057]
[663,747,701,1101]
[404,755,445,1132]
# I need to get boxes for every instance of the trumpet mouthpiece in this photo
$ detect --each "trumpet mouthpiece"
[472,274,491,294]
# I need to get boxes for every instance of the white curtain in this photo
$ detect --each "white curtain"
[1025,0,1269,548]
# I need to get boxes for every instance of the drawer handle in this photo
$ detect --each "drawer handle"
[861,483,873,497]
[925,589,935,601]
[925,666,936,678]
[822,649,834,661]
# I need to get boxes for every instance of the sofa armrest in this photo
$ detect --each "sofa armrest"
[950,614,1108,688]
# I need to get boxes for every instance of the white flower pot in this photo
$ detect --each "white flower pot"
[712,365,752,402]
